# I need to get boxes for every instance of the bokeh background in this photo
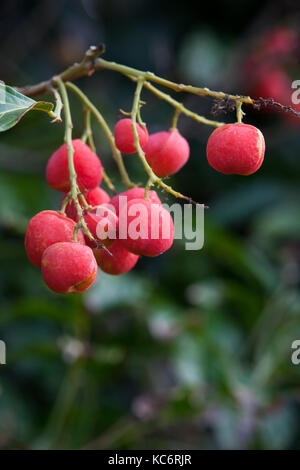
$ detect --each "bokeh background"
[0,0,300,450]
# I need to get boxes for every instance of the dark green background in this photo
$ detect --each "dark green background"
[0,0,299,450]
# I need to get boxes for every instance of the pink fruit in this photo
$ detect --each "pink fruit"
[110,187,161,215]
[260,27,298,57]
[41,242,97,294]
[25,210,84,268]
[119,198,174,257]
[94,239,139,275]
[114,118,148,154]
[62,186,111,222]
[250,67,291,103]
[206,123,265,175]
[84,204,118,248]
[46,139,103,192]
[144,129,190,176]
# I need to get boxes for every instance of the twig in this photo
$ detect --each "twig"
[17,45,300,120]
[81,107,116,193]
[66,81,135,190]
[130,79,203,205]
[53,77,95,243]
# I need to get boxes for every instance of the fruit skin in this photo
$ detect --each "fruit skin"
[62,186,110,222]
[114,118,148,154]
[144,129,190,177]
[41,242,97,294]
[25,210,85,268]
[110,187,161,215]
[259,27,298,58]
[84,204,118,248]
[46,139,103,192]
[94,239,139,275]
[206,123,265,175]
[119,199,174,257]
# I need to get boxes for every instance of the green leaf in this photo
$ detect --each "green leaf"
[0,82,54,132]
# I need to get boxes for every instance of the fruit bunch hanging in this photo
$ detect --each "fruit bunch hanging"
[1,45,298,294]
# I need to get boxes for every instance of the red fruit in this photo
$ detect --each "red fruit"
[206,123,265,175]
[46,139,103,192]
[260,27,298,58]
[119,199,174,257]
[110,187,161,215]
[25,210,85,268]
[41,242,97,294]
[62,186,110,221]
[114,118,148,154]
[94,239,139,275]
[250,67,291,103]
[84,204,118,248]
[144,129,190,177]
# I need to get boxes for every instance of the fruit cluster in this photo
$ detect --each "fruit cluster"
[241,26,299,120]
[25,117,266,294]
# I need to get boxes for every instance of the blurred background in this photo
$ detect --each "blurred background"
[0,0,300,450]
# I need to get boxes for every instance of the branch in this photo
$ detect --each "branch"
[66,81,135,190]
[81,107,116,193]
[130,79,203,206]
[54,77,95,243]
[17,45,300,120]
[17,44,106,97]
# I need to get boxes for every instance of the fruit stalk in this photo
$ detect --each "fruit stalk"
[66,81,135,190]
[130,79,200,204]
[81,106,116,193]
[17,45,300,120]
[54,77,95,242]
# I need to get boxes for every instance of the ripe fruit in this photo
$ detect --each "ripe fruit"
[206,123,265,175]
[62,186,110,221]
[249,66,291,103]
[84,204,118,247]
[260,27,298,58]
[94,239,139,275]
[110,187,161,215]
[41,242,97,294]
[46,139,103,192]
[144,129,190,177]
[25,210,84,268]
[114,118,148,154]
[119,199,174,257]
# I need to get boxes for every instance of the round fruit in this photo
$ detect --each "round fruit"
[41,242,97,294]
[94,239,139,275]
[46,139,103,192]
[110,187,161,215]
[114,118,148,154]
[206,123,265,175]
[84,204,118,248]
[62,186,110,222]
[119,198,174,257]
[250,67,291,103]
[25,210,84,268]
[144,129,190,176]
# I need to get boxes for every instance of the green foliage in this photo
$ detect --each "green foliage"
[0,83,53,132]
